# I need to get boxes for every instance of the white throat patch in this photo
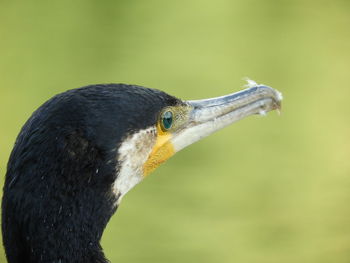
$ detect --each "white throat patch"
[113,127,157,203]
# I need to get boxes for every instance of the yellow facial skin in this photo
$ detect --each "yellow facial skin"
[142,123,175,176]
[142,105,191,176]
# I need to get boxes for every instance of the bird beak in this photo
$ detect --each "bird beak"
[143,82,282,176]
[171,84,282,152]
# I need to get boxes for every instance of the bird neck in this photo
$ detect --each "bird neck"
[3,185,118,263]
[2,138,120,263]
[2,110,123,262]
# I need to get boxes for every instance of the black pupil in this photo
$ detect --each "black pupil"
[162,111,173,130]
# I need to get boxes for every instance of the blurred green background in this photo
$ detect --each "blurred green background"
[1,0,350,262]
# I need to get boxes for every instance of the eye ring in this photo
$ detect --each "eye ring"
[160,110,173,131]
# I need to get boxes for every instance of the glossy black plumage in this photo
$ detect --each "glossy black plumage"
[2,84,181,263]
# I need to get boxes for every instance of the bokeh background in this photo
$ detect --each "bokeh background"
[1,0,350,262]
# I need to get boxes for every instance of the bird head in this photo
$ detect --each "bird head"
[2,81,282,263]
[107,82,282,202]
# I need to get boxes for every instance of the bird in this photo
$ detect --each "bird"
[1,81,282,263]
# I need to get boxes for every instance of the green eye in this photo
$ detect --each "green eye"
[161,110,173,130]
